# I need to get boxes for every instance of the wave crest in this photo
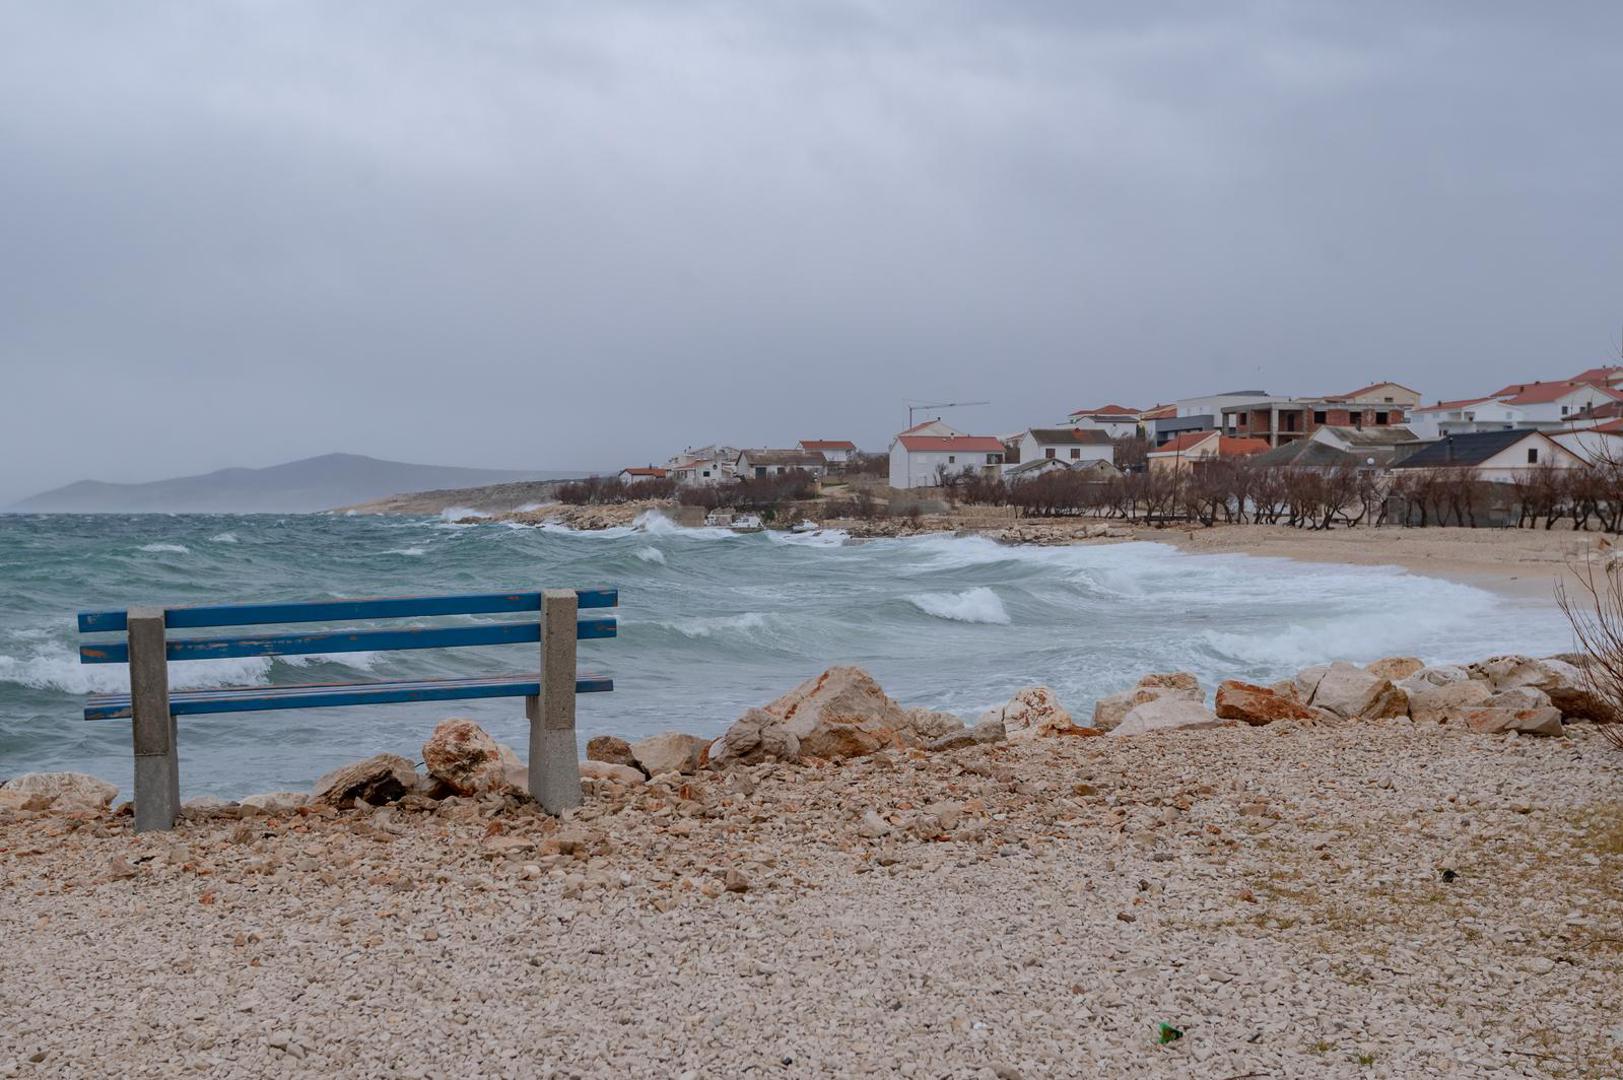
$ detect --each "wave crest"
[907,587,1010,624]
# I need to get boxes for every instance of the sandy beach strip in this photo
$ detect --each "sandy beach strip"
[3,721,1620,1078]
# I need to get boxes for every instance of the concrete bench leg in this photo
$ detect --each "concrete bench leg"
[128,608,179,832]
[527,589,582,814]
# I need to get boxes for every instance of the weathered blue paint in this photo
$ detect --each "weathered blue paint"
[77,588,619,633]
[83,672,614,720]
[79,615,617,664]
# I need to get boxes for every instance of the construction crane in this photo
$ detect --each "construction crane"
[906,400,990,429]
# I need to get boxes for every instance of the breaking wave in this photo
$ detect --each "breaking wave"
[907,587,1011,624]
[635,546,667,564]
[137,542,189,554]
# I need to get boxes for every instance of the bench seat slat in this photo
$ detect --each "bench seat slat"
[79,615,616,664]
[77,588,619,633]
[83,672,613,720]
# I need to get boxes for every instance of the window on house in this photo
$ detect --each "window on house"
[1045,447,1055,459]
[1561,405,1569,415]
[1375,412,1388,424]
[1527,448,1539,464]
[987,453,1001,465]
[1070,448,1081,459]
[1383,396,1394,403]
[948,455,956,464]
[1313,411,1327,424]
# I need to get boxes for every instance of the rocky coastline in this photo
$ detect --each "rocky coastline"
[2,653,1620,1075]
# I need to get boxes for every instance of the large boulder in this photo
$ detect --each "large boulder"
[1309,662,1408,720]
[1109,697,1227,737]
[1214,680,1316,726]
[0,772,117,810]
[239,791,308,815]
[1366,656,1424,682]
[898,708,967,746]
[710,667,907,765]
[925,716,1006,752]
[1458,707,1565,737]
[1470,655,1567,692]
[1402,678,1493,724]
[1092,674,1204,731]
[1293,665,1331,702]
[423,719,519,796]
[313,753,420,808]
[579,760,646,785]
[979,686,1085,738]
[1485,687,1552,711]
[630,732,709,776]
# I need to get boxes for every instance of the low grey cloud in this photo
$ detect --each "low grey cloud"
[2,1,1620,501]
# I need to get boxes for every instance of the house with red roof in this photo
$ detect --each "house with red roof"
[888,430,1006,489]
[1145,431,1270,474]
[797,439,858,466]
[1065,404,1142,439]
[1408,381,1623,440]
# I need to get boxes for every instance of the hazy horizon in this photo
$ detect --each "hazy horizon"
[3,2,1621,504]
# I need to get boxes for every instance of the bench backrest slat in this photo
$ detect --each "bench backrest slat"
[77,588,618,633]
[79,614,617,664]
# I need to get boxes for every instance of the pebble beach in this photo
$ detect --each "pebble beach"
[4,715,1620,1078]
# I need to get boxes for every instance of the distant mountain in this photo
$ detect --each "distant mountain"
[10,453,582,513]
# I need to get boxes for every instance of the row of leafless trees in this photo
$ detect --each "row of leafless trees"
[953,458,1623,532]
[675,472,820,513]
[556,476,677,504]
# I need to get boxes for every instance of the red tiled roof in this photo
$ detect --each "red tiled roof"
[799,440,857,451]
[621,467,667,478]
[1325,381,1420,402]
[1497,381,1623,406]
[1218,436,1272,456]
[1149,431,1217,455]
[899,419,957,435]
[1148,432,1270,457]
[1138,404,1177,420]
[1413,396,1495,413]
[1569,366,1623,386]
[897,435,1006,453]
[1067,404,1138,417]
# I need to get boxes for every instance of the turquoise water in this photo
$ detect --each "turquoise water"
[0,512,1573,798]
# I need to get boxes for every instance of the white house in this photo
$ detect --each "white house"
[1065,404,1140,439]
[1011,427,1115,472]
[797,439,857,466]
[1408,381,1623,440]
[617,467,667,484]
[1550,425,1623,465]
[668,459,725,486]
[734,449,826,478]
[1390,429,1582,483]
[889,432,1006,489]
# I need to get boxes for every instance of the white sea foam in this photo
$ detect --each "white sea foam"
[767,527,849,547]
[210,532,239,544]
[439,506,490,522]
[907,587,1011,624]
[635,546,667,564]
[661,612,769,638]
[0,651,272,695]
[633,511,737,540]
[384,546,428,556]
[137,542,190,554]
[278,652,383,673]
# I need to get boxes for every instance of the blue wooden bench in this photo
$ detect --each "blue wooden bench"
[77,588,617,832]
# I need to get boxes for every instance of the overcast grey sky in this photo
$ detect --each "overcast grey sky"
[2,1,1620,502]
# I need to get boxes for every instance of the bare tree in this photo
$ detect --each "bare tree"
[1556,559,1623,751]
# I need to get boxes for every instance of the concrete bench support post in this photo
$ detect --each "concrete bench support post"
[128,607,179,832]
[526,589,582,814]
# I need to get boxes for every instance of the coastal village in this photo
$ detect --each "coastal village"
[612,366,1623,520]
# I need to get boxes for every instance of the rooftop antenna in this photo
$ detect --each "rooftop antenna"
[907,400,990,428]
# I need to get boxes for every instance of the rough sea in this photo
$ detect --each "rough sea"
[0,511,1575,798]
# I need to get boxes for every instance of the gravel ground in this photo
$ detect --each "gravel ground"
[3,721,1621,1079]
